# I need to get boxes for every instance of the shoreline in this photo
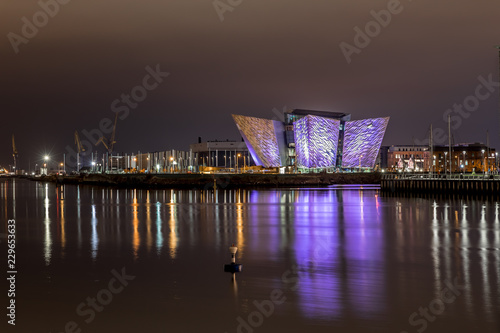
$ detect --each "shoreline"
[16,172,382,189]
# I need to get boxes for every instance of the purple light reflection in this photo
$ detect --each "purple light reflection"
[292,189,386,321]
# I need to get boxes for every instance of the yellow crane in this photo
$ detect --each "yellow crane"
[96,112,118,154]
[12,134,18,172]
[75,130,85,171]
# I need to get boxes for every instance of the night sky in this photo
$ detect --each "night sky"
[1,0,499,169]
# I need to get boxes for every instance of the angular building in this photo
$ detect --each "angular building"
[294,115,340,168]
[232,114,286,168]
[232,110,389,170]
[341,117,390,168]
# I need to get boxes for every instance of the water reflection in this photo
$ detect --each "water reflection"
[132,189,140,260]
[43,183,51,266]
[91,204,98,260]
[0,179,498,331]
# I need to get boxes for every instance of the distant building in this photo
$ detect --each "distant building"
[433,143,496,173]
[189,139,253,168]
[386,145,430,172]
[131,150,199,173]
[384,142,497,173]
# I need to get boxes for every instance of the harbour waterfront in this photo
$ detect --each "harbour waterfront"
[1,179,499,332]
[27,172,382,188]
[382,173,500,195]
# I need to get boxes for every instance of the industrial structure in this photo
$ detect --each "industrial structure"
[189,139,252,169]
[232,109,389,171]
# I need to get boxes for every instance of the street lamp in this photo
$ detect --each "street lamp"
[462,151,466,175]
[496,152,498,174]
[237,154,241,173]
[482,149,485,177]
[444,151,448,177]
[433,155,436,176]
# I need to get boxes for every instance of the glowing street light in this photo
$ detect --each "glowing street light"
[496,152,498,173]
[482,149,485,176]
[462,151,466,175]
[444,151,448,176]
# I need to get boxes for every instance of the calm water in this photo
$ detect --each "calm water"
[1,179,499,333]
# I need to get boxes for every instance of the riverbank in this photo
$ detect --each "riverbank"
[27,172,381,189]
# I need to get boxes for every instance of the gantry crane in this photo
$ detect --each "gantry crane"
[96,112,118,154]
[12,134,18,172]
[75,130,85,171]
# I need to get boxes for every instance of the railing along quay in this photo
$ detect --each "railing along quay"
[381,173,500,194]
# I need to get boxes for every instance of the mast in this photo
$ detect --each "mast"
[487,130,490,173]
[496,46,500,142]
[429,124,433,174]
[448,114,451,176]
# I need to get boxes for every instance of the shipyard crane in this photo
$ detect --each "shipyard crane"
[96,112,118,154]
[12,134,18,172]
[75,130,85,172]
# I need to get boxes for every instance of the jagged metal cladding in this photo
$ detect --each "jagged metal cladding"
[294,115,340,168]
[232,114,281,168]
[342,117,389,168]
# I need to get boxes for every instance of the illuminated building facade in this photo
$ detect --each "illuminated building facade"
[232,114,286,168]
[294,115,340,168]
[232,110,390,170]
[341,117,390,168]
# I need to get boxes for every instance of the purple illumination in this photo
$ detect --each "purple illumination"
[342,117,389,168]
[294,115,340,168]
[232,114,281,167]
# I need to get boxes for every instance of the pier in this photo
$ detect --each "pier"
[381,173,500,195]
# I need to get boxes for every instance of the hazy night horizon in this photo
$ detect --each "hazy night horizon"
[1,0,499,168]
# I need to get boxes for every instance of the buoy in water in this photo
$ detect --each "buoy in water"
[224,244,242,273]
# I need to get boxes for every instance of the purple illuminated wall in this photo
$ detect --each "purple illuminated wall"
[342,117,389,168]
[232,114,281,168]
[294,115,340,168]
